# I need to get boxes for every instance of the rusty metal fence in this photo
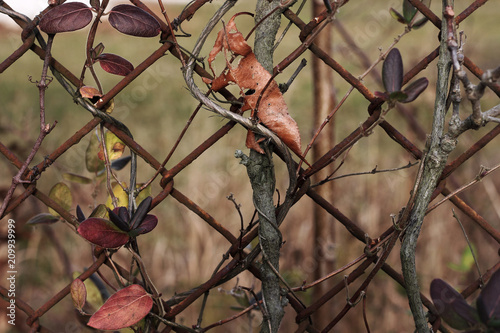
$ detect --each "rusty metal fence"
[1,0,500,332]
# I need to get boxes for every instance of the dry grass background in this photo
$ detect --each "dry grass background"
[1,1,500,332]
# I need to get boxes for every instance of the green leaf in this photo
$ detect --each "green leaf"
[48,182,73,217]
[410,0,431,29]
[89,204,109,219]
[403,0,418,23]
[448,244,476,272]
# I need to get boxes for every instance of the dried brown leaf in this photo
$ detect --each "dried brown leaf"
[206,15,302,156]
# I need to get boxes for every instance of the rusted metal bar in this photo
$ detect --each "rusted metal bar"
[170,188,237,245]
[443,187,500,243]
[456,0,489,24]
[26,252,107,326]
[0,33,35,73]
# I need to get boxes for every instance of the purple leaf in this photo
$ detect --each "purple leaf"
[76,205,86,223]
[78,218,129,248]
[430,279,479,330]
[108,4,161,37]
[129,196,152,230]
[477,269,500,324]
[111,155,132,171]
[113,207,130,227]
[39,2,93,34]
[382,48,404,93]
[402,77,429,103]
[129,215,158,237]
[90,0,100,12]
[96,53,134,76]
[108,207,130,232]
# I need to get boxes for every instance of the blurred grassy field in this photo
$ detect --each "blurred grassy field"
[1,1,500,332]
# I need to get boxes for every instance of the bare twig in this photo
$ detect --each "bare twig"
[312,161,418,187]
[0,34,56,218]
[451,209,483,286]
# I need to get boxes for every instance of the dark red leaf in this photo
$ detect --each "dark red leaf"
[96,53,134,76]
[477,269,500,324]
[430,279,478,330]
[108,4,161,37]
[129,215,158,237]
[402,77,429,103]
[39,2,93,34]
[78,218,129,248]
[382,48,403,93]
[87,284,153,330]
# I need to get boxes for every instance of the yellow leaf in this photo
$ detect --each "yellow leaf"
[48,182,72,217]
[86,132,104,173]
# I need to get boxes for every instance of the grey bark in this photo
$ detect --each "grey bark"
[247,1,285,332]
[400,1,455,332]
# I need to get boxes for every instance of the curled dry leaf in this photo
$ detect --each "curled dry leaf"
[205,14,302,156]
[79,86,102,99]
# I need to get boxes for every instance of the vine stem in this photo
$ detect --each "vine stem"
[400,1,454,332]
